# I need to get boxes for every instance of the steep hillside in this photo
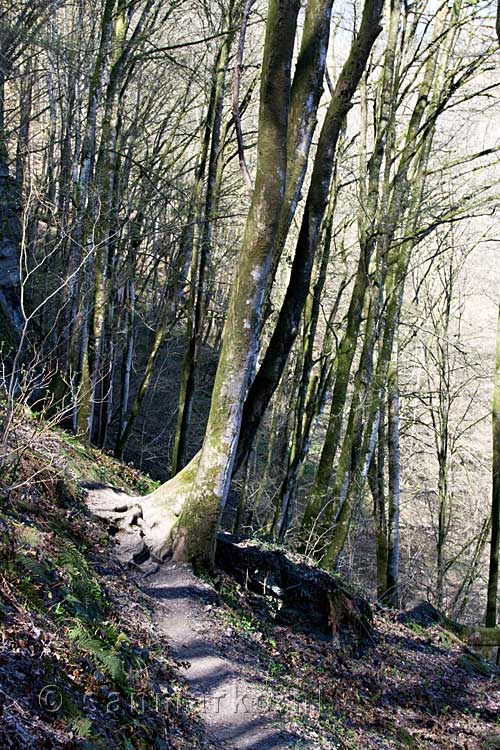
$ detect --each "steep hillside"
[1,408,500,749]
[0,407,213,749]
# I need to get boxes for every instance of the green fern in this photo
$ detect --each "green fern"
[14,554,50,610]
[15,577,44,610]
[16,553,50,581]
[67,621,125,684]
[68,716,93,738]
[56,541,105,620]
[14,524,43,549]
[57,540,93,577]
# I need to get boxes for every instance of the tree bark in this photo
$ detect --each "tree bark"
[172,15,235,474]
[386,354,401,607]
[234,0,385,474]
[0,67,23,346]
[301,0,400,531]
[110,0,302,565]
[485,0,500,629]
[486,301,500,626]
[369,406,388,600]
[0,145,23,348]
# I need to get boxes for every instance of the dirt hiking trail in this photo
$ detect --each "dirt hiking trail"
[140,562,308,750]
[85,484,316,748]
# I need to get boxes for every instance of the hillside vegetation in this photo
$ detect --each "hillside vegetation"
[3,0,500,746]
[1,408,500,749]
[0,406,211,749]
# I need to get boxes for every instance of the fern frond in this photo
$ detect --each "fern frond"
[67,622,125,683]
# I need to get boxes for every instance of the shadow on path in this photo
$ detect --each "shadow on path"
[142,563,308,750]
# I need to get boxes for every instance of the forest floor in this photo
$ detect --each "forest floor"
[1,405,500,749]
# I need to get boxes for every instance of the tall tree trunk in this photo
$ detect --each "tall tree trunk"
[234,0,385,474]
[117,277,135,442]
[132,0,302,565]
[263,0,336,296]
[386,353,401,607]
[0,72,23,347]
[172,17,235,474]
[301,0,400,531]
[69,0,117,435]
[0,2,51,350]
[317,1,452,569]
[369,407,388,600]
[486,301,500,626]
[485,0,500,629]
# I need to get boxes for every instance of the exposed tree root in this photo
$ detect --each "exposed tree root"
[83,455,200,564]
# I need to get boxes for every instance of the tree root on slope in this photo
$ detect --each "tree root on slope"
[83,456,201,565]
[84,484,175,568]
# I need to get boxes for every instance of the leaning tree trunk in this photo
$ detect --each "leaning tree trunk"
[234,0,385,475]
[165,0,301,564]
[90,0,302,565]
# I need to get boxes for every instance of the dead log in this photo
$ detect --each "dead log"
[215,533,372,644]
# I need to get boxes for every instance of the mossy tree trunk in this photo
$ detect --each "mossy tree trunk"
[86,0,156,446]
[171,10,236,475]
[369,405,388,600]
[167,0,302,564]
[300,0,400,533]
[311,2,454,569]
[234,0,385,475]
[68,0,117,436]
[386,353,401,607]
[113,0,302,565]
[263,0,336,298]
[273,192,344,541]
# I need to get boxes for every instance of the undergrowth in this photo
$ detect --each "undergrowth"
[207,570,500,750]
[0,406,208,750]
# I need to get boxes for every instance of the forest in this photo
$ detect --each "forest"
[1,0,500,748]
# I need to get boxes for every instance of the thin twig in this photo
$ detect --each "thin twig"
[232,0,255,195]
